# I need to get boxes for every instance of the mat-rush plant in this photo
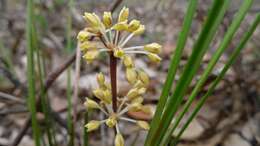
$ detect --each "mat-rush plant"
[145,0,259,146]
[77,7,161,146]
[77,1,259,146]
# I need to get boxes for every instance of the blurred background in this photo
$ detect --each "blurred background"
[0,0,259,146]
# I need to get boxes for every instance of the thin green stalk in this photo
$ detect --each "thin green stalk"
[161,1,253,145]
[148,1,230,145]
[171,14,260,146]
[145,1,198,144]
[26,0,41,145]
[83,111,89,146]
[34,31,54,146]
[66,0,74,145]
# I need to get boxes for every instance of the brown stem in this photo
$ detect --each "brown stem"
[110,54,117,112]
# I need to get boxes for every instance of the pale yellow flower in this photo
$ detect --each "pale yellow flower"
[118,7,129,22]
[85,120,101,132]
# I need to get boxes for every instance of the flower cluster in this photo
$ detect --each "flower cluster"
[78,6,162,146]
[77,6,162,64]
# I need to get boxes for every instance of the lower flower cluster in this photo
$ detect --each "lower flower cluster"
[84,72,152,146]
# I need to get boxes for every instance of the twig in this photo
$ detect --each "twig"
[0,91,25,104]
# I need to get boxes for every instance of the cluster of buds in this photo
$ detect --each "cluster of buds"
[78,6,162,146]
[77,6,162,64]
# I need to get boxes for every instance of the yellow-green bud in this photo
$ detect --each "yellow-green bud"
[138,87,146,95]
[112,21,128,31]
[115,133,124,146]
[127,88,139,100]
[84,12,100,27]
[128,19,140,32]
[131,96,144,104]
[147,53,161,63]
[126,68,137,84]
[93,88,111,104]
[103,11,112,28]
[134,80,145,88]
[133,25,145,35]
[105,115,117,127]
[114,49,125,58]
[80,41,96,51]
[136,121,150,130]
[138,70,150,86]
[83,50,99,63]
[123,55,134,68]
[129,103,142,111]
[77,31,90,42]
[141,105,152,115]
[144,43,162,54]
[118,6,129,22]
[84,98,99,109]
[103,89,112,103]
[93,88,105,100]
[97,72,105,86]
[85,120,101,132]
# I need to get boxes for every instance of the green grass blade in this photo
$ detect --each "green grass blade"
[171,13,260,146]
[148,1,231,145]
[26,0,41,145]
[145,1,198,144]
[83,111,89,146]
[161,0,253,145]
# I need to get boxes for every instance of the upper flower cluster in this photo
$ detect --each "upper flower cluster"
[77,6,162,64]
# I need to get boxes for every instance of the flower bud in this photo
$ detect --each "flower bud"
[133,25,145,35]
[129,103,142,111]
[147,53,161,63]
[112,21,128,31]
[80,41,96,51]
[85,120,101,132]
[105,115,117,128]
[93,88,105,100]
[126,88,139,100]
[134,80,145,88]
[114,49,125,58]
[138,70,150,86]
[83,50,99,63]
[138,87,146,95]
[144,43,162,54]
[115,133,124,146]
[128,19,140,32]
[103,90,112,103]
[118,7,129,22]
[77,31,90,42]
[84,12,100,27]
[131,96,143,104]
[97,72,105,86]
[123,55,134,68]
[84,98,99,109]
[141,105,152,115]
[126,68,137,84]
[103,11,112,28]
[136,121,150,130]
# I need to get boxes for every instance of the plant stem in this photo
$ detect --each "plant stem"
[110,54,117,112]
